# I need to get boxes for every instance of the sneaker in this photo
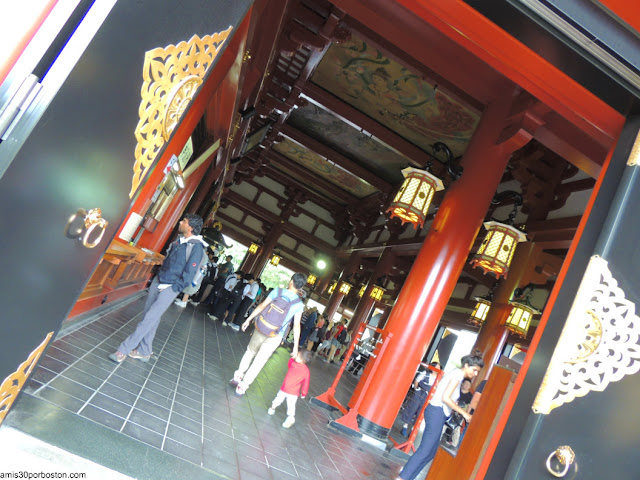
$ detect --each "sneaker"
[188,300,199,306]
[235,383,247,396]
[222,321,228,327]
[207,314,218,321]
[128,349,151,362]
[267,408,275,416]
[174,300,187,307]
[108,351,126,363]
[229,373,242,386]
[282,416,295,428]
[230,324,240,332]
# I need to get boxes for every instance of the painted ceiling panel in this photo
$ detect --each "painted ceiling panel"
[272,138,378,199]
[288,103,409,184]
[312,35,481,158]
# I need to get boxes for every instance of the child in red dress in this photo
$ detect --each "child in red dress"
[268,350,312,428]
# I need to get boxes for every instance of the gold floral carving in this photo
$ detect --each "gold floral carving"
[0,332,54,425]
[130,26,234,198]
[532,256,640,414]
[628,128,640,166]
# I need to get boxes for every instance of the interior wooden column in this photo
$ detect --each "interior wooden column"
[352,93,533,439]
[323,253,361,321]
[472,242,538,385]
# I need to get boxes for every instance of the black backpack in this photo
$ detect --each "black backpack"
[227,279,245,301]
[337,327,348,344]
[256,288,302,337]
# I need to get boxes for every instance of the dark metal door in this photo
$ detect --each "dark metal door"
[0,0,252,419]
[486,116,640,479]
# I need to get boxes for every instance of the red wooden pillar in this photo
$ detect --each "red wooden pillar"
[349,250,394,333]
[355,95,532,438]
[323,253,361,321]
[473,241,537,384]
[248,222,283,277]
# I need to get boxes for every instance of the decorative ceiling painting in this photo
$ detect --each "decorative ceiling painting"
[272,138,378,198]
[288,103,409,184]
[312,34,481,158]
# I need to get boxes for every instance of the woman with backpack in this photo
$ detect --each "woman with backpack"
[325,318,348,363]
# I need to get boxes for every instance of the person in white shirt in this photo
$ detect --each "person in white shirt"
[396,350,484,480]
[229,274,259,331]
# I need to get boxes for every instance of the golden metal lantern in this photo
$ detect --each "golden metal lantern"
[248,243,260,254]
[270,254,281,266]
[387,167,444,229]
[307,274,317,285]
[505,301,539,337]
[370,285,386,301]
[339,281,353,295]
[327,281,337,295]
[470,221,527,279]
[358,285,367,298]
[468,297,492,326]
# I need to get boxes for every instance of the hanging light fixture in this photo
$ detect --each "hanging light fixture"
[338,281,353,295]
[370,285,386,301]
[470,191,526,279]
[248,243,260,254]
[505,284,541,337]
[358,284,367,298]
[387,167,444,229]
[468,296,492,327]
[307,274,317,286]
[327,281,337,295]
[467,282,497,327]
[270,251,281,266]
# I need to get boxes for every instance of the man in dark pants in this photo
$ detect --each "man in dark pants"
[228,273,259,331]
[109,213,204,363]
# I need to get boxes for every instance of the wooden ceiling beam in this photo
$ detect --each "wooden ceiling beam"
[264,149,358,204]
[279,123,393,192]
[223,189,336,255]
[301,82,433,167]
[217,211,313,270]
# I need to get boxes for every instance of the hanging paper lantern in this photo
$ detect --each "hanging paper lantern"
[338,281,353,295]
[468,297,492,327]
[358,285,367,298]
[307,274,317,285]
[470,221,527,279]
[387,167,444,229]
[248,243,260,254]
[270,254,281,266]
[505,301,539,337]
[370,285,386,301]
[327,281,337,295]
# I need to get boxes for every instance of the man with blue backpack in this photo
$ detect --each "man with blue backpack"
[230,272,307,396]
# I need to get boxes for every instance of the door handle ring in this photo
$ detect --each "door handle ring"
[64,208,87,239]
[546,445,575,477]
[64,207,108,248]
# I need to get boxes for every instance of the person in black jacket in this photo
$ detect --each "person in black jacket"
[109,214,204,363]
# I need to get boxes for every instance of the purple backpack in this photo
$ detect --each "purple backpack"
[256,288,302,337]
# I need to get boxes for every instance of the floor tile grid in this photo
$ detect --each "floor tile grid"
[29,308,144,402]
[23,298,409,479]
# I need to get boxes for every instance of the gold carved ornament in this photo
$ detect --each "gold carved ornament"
[532,255,640,414]
[130,26,234,198]
[0,332,54,425]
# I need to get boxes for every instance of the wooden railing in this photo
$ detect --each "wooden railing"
[67,239,164,320]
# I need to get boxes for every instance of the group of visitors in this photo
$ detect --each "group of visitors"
[108,214,486,466]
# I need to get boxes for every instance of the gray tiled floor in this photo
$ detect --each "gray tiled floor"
[17,295,407,479]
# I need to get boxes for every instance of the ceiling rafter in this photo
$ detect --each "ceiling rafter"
[264,149,359,204]
[279,123,392,192]
[301,82,434,167]
[224,189,336,255]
